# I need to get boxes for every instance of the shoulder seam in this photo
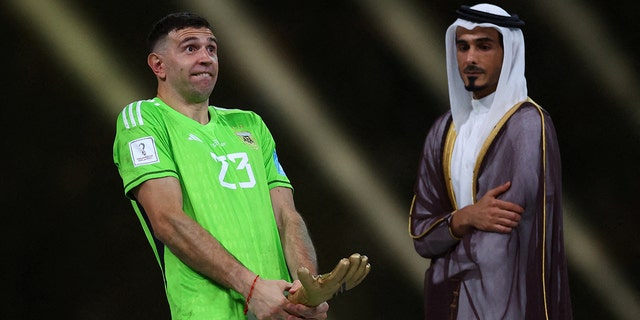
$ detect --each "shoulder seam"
[121,100,153,129]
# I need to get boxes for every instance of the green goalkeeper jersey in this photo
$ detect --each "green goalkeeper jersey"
[113,97,292,319]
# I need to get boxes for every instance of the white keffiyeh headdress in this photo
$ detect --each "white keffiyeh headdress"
[445,3,527,138]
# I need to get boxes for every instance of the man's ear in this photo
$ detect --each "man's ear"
[148,53,166,80]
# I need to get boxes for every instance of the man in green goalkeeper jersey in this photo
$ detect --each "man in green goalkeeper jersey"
[113,12,328,319]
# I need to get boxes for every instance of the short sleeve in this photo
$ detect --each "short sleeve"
[112,100,178,198]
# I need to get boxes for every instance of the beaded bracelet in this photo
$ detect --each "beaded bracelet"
[244,275,260,315]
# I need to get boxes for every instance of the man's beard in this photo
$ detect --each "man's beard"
[462,65,489,93]
[464,76,488,93]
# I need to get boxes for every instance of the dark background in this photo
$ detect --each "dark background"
[3,0,639,319]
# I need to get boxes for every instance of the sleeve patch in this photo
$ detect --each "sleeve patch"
[273,150,287,176]
[129,136,160,167]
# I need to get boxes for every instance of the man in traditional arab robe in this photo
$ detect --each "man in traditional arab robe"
[409,3,573,319]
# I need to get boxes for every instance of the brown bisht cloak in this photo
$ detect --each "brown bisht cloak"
[409,100,572,319]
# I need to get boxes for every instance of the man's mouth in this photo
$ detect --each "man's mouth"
[463,65,484,75]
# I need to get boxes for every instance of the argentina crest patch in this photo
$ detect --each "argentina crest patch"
[236,131,258,149]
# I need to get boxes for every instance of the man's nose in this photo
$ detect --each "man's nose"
[465,48,478,64]
[198,48,214,64]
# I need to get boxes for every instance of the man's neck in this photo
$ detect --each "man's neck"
[470,95,493,114]
[157,89,210,124]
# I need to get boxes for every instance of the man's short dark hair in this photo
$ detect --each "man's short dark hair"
[147,12,213,53]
